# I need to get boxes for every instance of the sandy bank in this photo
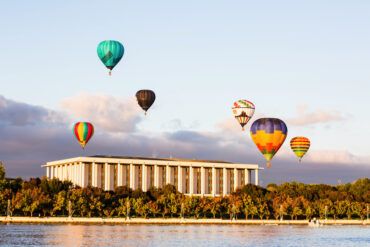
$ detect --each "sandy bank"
[1,217,368,225]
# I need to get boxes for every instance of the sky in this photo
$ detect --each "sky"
[0,1,369,185]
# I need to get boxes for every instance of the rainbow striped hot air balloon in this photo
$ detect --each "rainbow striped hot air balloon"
[97,40,124,75]
[250,118,288,167]
[232,100,255,131]
[290,137,310,162]
[73,122,94,149]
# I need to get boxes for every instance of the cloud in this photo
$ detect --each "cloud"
[0,94,368,185]
[0,95,66,126]
[61,93,142,132]
[286,104,346,126]
[303,150,369,165]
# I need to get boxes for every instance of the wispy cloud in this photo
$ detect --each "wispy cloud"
[286,104,346,126]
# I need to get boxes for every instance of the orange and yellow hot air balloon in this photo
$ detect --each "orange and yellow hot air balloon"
[73,122,94,149]
[290,137,310,162]
[250,118,288,167]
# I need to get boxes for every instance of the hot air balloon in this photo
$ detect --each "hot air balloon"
[290,137,310,162]
[232,100,255,131]
[73,122,94,149]
[97,40,124,75]
[250,118,288,167]
[136,90,156,115]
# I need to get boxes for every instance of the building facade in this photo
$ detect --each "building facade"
[42,155,261,197]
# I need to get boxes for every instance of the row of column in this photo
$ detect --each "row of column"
[46,163,259,196]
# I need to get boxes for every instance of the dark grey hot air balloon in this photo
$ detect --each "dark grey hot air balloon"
[136,90,156,115]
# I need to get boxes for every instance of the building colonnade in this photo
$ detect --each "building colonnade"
[44,157,261,197]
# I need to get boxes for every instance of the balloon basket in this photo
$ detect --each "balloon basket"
[267,163,271,167]
[109,71,111,76]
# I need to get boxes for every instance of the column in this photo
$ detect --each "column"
[146,166,152,189]
[178,167,183,193]
[223,168,229,196]
[255,169,259,186]
[212,167,216,196]
[104,163,114,191]
[154,165,159,187]
[80,162,89,188]
[245,169,251,184]
[130,164,138,190]
[200,167,205,196]
[68,164,73,182]
[117,164,124,187]
[50,166,54,179]
[60,166,63,180]
[73,163,77,185]
[189,167,194,196]
[234,168,238,191]
[79,163,84,186]
[63,165,67,181]
[92,163,97,187]
[54,166,58,179]
[142,164,147,192]
[46,167,50,179]
[193,168,198,194]
[166,165,170,185]
[158,166,163,188]
[96,163,102,188]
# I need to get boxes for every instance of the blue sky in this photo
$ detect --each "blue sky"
[0,1,369,184]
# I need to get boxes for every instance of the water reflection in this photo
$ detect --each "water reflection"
[0,224,369,247]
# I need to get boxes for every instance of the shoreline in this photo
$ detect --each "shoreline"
[1,217,368,225]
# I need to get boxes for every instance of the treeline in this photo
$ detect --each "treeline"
[0,175,368,220]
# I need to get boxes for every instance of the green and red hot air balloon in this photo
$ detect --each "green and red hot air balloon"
[73,122,94,149]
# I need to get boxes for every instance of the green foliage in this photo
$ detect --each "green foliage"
[3,177,369,219]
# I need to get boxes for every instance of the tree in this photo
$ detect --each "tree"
[210,197,222,219]
[301,197,315,220]
[39,192,52,216]
[0,161,7,190]
[256,198,270,220]
[117,198,130,218]
[133,198,150,218]
[271,196,283,220]
[0,161,5,180]
[183,196,198,218]
[291,197,304,220]
[53,191,67,216]
[102,192,116,218]
[147,201,160,218]
[168,193,180,217]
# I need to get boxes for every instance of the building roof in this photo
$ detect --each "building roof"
[43,155,261,169]
[89,155,233,164]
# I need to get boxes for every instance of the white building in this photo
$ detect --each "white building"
[42,155,262,197]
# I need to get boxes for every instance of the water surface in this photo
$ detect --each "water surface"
[0,223,369,246]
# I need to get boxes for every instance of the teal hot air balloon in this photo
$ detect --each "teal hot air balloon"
[97,40,124,75]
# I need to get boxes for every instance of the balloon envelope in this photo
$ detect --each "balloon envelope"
[97,40,124,74]
[290,137,310,162]
[232,100,255,131]
[136,90,156,114]
[73,122,94,149]
[250,118,288,167]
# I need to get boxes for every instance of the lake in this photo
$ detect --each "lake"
[0,224,369,246]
